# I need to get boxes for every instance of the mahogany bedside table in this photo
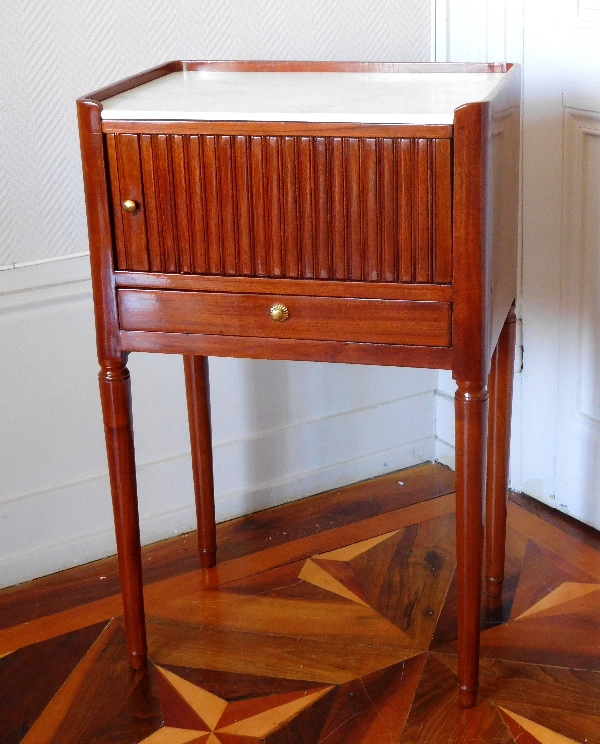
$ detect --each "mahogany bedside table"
[77,60,520,708]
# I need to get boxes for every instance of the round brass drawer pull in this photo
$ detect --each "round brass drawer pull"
[270,303,289,322]
[122,199,138,213]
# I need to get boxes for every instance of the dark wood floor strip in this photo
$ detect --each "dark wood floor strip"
[0,463,454,630]
[509,489,600,552]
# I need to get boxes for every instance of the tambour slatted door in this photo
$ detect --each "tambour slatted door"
[105,132,453,284]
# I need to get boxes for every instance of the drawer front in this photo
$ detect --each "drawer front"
[117,289,451,347]
[106,133,452,284]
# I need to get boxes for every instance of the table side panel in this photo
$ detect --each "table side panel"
[116,288,451,347]
[451,66,521,381]
[451,101,488,381]
[487,65,521,354]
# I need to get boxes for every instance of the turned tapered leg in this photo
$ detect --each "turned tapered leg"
[485,304,517,598]
[455,380,488,708]
[99,356,146,668]
[184,355,217,568]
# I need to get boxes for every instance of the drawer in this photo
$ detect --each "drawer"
[117,289,451,347]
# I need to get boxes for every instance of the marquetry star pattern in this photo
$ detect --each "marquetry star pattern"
[4,501,600,743]
[138,665,334,743]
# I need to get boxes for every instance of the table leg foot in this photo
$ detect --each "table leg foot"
[455,379,488,709]
[485,304,517,597]
[458,685,478,708]
[184,355,217,567]
[129,650,147,669]
[200,548,217,568]
[486,577,503,598]
[99,356,147,668]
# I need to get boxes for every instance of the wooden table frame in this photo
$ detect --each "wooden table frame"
[77,60,520,709]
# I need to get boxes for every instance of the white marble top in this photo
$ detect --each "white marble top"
[100,70,505,125]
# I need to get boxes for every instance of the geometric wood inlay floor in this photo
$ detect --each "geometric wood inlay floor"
[1,463,600,743]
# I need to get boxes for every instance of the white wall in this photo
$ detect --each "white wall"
[0,261,437,588]
[0,0,430,269]
[0,1,436,588]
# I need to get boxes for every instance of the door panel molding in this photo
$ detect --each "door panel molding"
[556,109,600,526]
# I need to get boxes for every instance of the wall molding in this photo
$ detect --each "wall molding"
[0,253,91,297]
[553,108,600,527]
[0,263,437,588]
[0,433,435,589]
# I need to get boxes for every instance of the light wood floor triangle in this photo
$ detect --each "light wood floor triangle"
[217,685,333,737]
[516,582,600,620]
[155,666,227,730]
[298,559,369,605]
[316,530,399,562]
[499,707,579,743]
[137,727,209,744]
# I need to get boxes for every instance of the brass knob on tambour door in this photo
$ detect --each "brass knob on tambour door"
[270,303,289,322]
[122,199,137,213]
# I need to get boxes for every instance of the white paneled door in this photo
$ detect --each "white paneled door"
[554,4,600,527]
[439,0,600,528]
[521,0,600,527]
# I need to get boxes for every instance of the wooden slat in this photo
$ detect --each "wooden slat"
[298,137,315,279]
[282,136,299,277]
[380,138,396,282]
[186,135,208,274]
[331,137,346,280]
[362,138,379,281]
[398,139,413,282]
[202,135,222,274]
[414,138,432,283]
[139,135,163,272]
[234,135,252,275]
[434,138,453,283]
[313,137,330,279]
[153,135,178,273]
[217,135,236,275]
[346,138,362,281]
[265,136,283,276]
[249,136,267,276]
[170,135,192,273]
[105,134,127,270]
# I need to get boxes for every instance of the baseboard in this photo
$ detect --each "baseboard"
[0,435,435,589]
[435,438,455,470]
[0,254,437,588]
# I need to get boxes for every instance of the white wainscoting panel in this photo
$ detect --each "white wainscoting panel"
[0,257,437,588]
[441,0,523,64]
[555,109,600,527]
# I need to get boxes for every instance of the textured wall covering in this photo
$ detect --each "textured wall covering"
[0,0,430,267]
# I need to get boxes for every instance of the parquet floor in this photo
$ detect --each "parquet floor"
[1,463,600,743]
